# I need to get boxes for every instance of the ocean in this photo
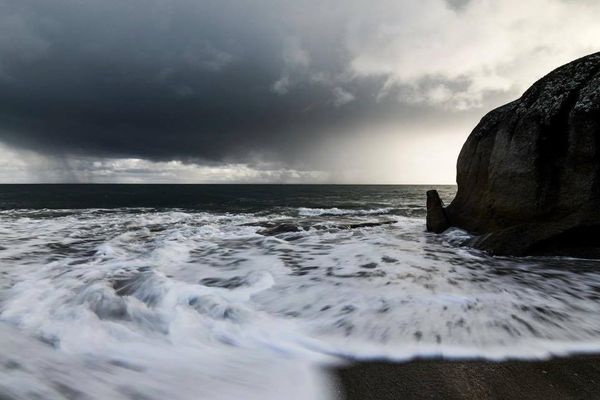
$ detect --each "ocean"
[1,184,600,400]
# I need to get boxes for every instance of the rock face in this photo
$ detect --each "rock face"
[429,52,600,257]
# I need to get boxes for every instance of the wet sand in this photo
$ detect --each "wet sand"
[334,356,600,399]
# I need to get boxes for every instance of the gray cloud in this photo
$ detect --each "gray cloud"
[445,0,472,11]
[0,0,598,181]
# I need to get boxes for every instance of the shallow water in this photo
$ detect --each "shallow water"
[1,185,600,399]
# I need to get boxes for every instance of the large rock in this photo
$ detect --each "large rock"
[430,52,600,257]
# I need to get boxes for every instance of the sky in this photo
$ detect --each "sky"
[0,0,599,183]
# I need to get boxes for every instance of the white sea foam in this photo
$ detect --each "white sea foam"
[1,207,600,399]
[297,207,393,216]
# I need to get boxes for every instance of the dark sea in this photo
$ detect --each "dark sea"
[1,184,600,400]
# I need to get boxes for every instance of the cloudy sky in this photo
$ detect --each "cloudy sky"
[0,0,598,183]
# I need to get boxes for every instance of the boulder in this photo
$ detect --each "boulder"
[430,52,600,257]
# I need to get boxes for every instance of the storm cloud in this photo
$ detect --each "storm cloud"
[0,0,599,182]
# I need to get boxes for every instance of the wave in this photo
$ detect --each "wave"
[296,207,394,216]
[2,208,600,398]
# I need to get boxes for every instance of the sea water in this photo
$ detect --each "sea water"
[1,184,600,399]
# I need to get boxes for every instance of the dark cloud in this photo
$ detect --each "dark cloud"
[0,0,491,167]
[0,0,596,176]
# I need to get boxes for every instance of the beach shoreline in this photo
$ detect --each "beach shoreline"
[334,356,600,399]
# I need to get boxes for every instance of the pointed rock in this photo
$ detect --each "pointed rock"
[426,190,450,233]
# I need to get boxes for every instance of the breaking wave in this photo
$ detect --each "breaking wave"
[2,202,600,399]
[296,207,394,217]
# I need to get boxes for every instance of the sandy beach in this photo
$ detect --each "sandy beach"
[335,356,600,399]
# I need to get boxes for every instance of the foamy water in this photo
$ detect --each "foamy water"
[1,188,600,399]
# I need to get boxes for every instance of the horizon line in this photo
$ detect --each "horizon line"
[0,182,457,186]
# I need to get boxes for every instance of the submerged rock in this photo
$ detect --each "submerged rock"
[339,220,396,230]
[258,223,302,236]
[429,52,600,257]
